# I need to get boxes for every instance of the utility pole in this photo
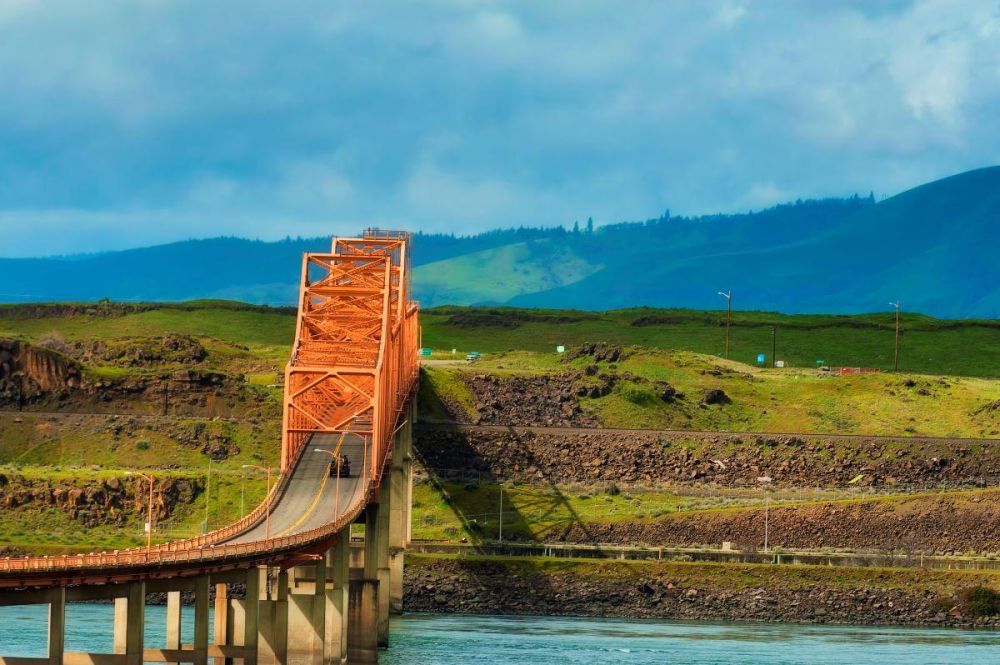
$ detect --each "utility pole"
[889,301,901,372]
[757,475,772,553]
[718,290,732,359]
[771,327,776,369]
[204,459,212,534]
[498,485,503,543]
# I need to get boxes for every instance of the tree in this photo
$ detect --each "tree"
[586,217,594,233]
[573,220,580,234]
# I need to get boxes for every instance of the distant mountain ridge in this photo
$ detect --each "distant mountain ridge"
[0,167,996,317]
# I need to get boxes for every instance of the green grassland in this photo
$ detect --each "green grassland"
[421,348,1000,437]
[422,307,1000,378]
[0,414,277,553]
[411,479,869,543]
[0,300,998,554]
[0,465,268,554]
[2,301,998,378]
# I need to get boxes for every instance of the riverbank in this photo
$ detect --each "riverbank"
[403,553,1000,628]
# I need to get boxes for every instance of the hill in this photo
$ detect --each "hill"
[0,167,996,317]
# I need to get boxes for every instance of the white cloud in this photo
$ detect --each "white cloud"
[0,0,998,256]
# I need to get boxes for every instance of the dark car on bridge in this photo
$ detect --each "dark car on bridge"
[329,454,351,478]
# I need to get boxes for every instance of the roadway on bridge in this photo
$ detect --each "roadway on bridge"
[228,433,367,543]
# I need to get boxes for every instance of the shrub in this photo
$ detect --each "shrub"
[136,440,150,451]
[960,586,1000,617]
[606,483,621,496]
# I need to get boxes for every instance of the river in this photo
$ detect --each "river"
[1,605,998,663]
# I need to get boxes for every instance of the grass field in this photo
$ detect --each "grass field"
[411,479,876,543]
[1,301,998,377]
[421,349,1000,437]
[422,306,1000,378]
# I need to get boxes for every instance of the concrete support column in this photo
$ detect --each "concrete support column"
[346,580,378,665]
[214,583,228,665]
[194,577,210,665]
[113,598,128,654]
[244,567,261,665]
[287,564,324,663]
[406,400,416,546]
[388,421,409,615]
[47,587,65,665]
[125,582,145,665]
[258,568,288,665]
[311,554,327,665]
[364,500,390,647]
[166,591,182,650]
[325,533,350,664]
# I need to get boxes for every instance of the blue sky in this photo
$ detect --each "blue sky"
[0,0,998,257]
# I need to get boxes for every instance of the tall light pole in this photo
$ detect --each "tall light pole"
[203,458,212,534]
[125,471,154,549]
[757,475,772,554]
[243,464,274,541]
[718,291,732,359]
[889,301,901,372]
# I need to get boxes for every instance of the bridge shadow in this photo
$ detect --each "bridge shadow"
[412,423,598,546]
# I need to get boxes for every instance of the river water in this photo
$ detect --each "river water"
[1,605,998,664]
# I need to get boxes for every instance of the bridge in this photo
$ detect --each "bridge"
[0,230,420,665]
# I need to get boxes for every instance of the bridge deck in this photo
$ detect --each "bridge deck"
[228,434,366,544]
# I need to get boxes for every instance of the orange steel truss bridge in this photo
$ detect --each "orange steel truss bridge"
[0,229,420,664]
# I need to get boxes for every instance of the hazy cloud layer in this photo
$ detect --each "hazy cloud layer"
[1,0,998,256]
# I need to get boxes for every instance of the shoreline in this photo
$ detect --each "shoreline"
[403,553,1000,629]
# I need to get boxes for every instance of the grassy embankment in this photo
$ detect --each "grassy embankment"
[0,301,998,553]
[420,349,1000,437]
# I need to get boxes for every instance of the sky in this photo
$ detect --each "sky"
[0,0,998,257]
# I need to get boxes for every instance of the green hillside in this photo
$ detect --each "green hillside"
[0,168,996,317]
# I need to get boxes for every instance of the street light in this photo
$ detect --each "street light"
[203,458,212,534]
[718,290,732,359]
[757,475,772,554]
[314,448,343,520]
[125,471,154,549]
[889,301,901,372]
[242,464,274,541]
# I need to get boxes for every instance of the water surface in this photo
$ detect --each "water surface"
[1,605,998,664]
[381,613,1000,665]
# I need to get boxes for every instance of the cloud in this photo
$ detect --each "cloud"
[0,0,998,256]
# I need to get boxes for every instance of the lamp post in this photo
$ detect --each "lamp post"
[757,475,772,554]
[125,471,154,549]
[889,301,901,372]
[718,290,732,359]
[243,464,273,541]
[314,449,342,520]
[203,458,212,534]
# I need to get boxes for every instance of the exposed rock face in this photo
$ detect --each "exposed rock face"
[58,334,208,368]
[404,557,1000,627]
[0,473,202,526]
[0,339,82,398]
[563,342,629,364]
[702,388,730,405]
[464,374,599,427]
[414,425,1000,487]
[0,340,274,419]
[564,494,1000,554]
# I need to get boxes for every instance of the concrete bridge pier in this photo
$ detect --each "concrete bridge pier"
[388,403,414,615]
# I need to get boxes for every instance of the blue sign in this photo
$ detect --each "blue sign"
[757,353,766,363]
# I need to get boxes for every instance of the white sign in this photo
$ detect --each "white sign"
[775,360,785,368]
[144,522,151,533]
[556,345,565,353]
